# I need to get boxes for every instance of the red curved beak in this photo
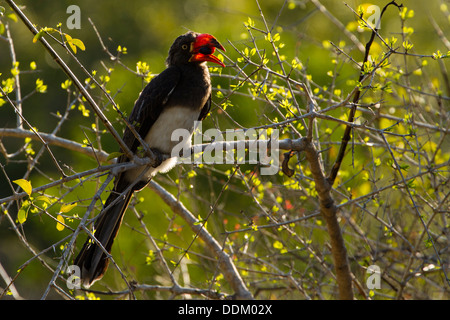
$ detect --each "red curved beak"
[189,33,226,67]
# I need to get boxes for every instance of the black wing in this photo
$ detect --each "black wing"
[119,66,181,160]
[198,94,211,121]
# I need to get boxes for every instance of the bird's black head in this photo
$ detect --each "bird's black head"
[166,31,225,67]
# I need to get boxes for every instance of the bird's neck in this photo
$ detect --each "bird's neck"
[178,62,210,86]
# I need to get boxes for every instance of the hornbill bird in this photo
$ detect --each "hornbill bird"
[74,32,225,287]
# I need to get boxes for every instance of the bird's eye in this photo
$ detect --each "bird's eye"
[182,44,188,50]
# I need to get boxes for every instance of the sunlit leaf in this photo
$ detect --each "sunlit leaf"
[7,13,17,22]
[17,208,27,224]
[70,38,86,52]
[34,195,52,205]
[273,241,283,249]
[65,34,85,54]
[56,215,65,231]
[60,202,77,213]
[33,30,45,43]
[13,179,32,196]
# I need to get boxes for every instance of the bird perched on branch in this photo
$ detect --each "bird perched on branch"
[74,32,225,287]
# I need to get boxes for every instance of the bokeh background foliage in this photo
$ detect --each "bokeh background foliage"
[0,0,448,299]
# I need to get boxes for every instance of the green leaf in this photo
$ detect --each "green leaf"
[56,215,65,231]
[194,219,206,225]
[244,17,255,28]
[402,40,413,51]
[70,38,86,51]
[61,79,72,90]
[33,30,45,43]
[60,202,77,213]
[65,34,85,54]
[35,78,47,93]
[273,240,283,249]
[17,207,27,224]
[7,13,17,22]
[64,34,76,53]
[35,195,52,205]
[13,179,32,196]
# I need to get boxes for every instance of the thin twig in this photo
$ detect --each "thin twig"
[148,180,254,300]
